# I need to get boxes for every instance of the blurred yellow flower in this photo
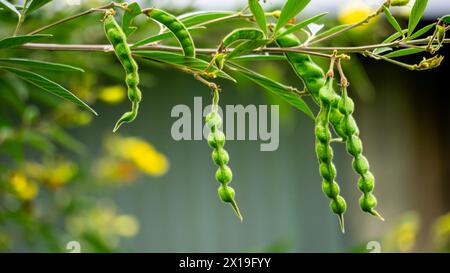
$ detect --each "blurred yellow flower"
[24,160,78,190]
[432,212,450,252]
[106,136,169,177]
[98,86,126,104]
[383,212,420,252]
[96,158,138,183]
[338,0,375,28]
[9,172,39,201]
[54,104,93,127]
[66,203,140,249]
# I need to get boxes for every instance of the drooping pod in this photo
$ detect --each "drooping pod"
[276,33,346,140]
[144,8,196,57]
[337,85,384,221]
[205,89,242,221]
[104,10,142,132]
[219,28,265,50]
[315,76,347,233]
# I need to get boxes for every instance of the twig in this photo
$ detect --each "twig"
[28,2,120,35]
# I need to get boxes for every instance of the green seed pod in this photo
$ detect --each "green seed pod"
[104,12,142,132]
[352,155,370,175]
[212,148,229,166]
[330,196,347,214]
[206,89,242,221]
[221,28,265,49]
[218,185,235,203]
[216,166,232,184]
[358,172,375,193]
[146,9,196,57]
[322,180,340,198]
[207,130,225,149]
[337,86,383,220]
[316,142,332,163]
[205,112,222,129]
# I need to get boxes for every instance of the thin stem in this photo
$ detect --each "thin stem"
[308,0,389,45]
[336,59,349,87]
[28,2,118,35]
[365,50,414,70]
[18,37,450,55]
[13,0,30,36]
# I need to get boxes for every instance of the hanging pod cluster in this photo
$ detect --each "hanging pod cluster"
[276,33,383,232]
[205,89,242,221]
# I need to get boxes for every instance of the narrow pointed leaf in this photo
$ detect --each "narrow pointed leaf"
[409,22,436,40]
[277,12,328,38]
[407,0,428,37]
[383,47,425,58]
[232,54,286,61]
[131,27,204,48]
[383,6,403,37]
[311,24,350,41]
[249,0,267,36]
[441,15,450,24]
[0,34,52,49]
[0,58,84,72]
[227,63,314,119]
[0,66,97,115]
[178,11,234,27]
[274,0,311,34]
[26,0,52,15]
[122,2,141,37]
[0,0,20,17]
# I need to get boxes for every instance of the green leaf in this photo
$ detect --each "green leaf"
[0,58,84,72]
[122,2,141,37]
[0,34,51,49]
[276,12,328,38]
[133,51,236,82]
[232,54,286,61]
[441,15,450,24]
[382,29,408,43]
[0,0,20,17]
[409,22,436,40]
[227,63,314,119]
[178,11,234,27]
[311,24,350,41]
[25,0,52,15]
[131,27,204,48]
[383,47,425,58]
[0,66,97,115]
[407,0,428,37]
[373,47,392,55]
[249,0,267,36]
[383,6,403,37]
[227,39,269,60]
[274,0,311,34]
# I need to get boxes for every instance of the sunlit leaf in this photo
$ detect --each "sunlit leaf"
[249,0,267,36]
[227,63,314,119]
[383,6,403,37]
[0,34,52,49]
[0,58,84,72]
[409,22,436,40]
[277,12,328,38]
[0,66,97,115]
[178,11,234,27]
[384,47,425,58]
[227,39,269,60]
[311,24,350,41]
[274,0,311,34]
[408,0,428,37]
[441,15,450,24]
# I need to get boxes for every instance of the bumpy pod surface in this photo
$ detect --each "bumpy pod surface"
[221,28,265,49]
[338,87,384,220]
[104,11,142,132]
[205,91,242,221]
[145,9,196,57]
[276,33,346,140]
[315,77,347,232]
